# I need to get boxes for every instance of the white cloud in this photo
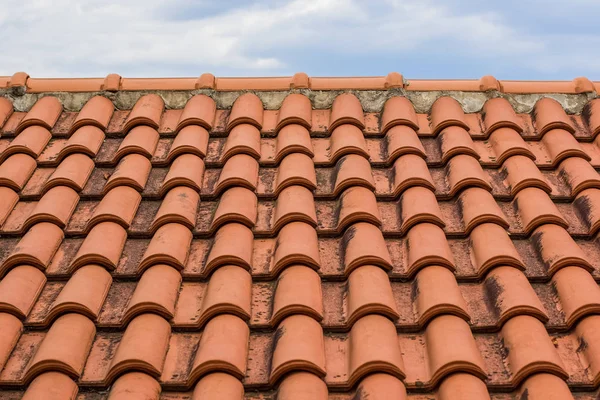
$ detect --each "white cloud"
[0,0,598,77]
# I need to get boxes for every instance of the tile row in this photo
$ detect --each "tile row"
[4,311,600,391]
[3,91,600,141]
[4,371,588,399]
[7,120,600,170]
[3,184,600,237]
[0,220,598,280]
[5,152,600,202]
[2,261,599,332]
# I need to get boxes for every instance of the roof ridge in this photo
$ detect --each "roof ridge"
[1,72,598,94]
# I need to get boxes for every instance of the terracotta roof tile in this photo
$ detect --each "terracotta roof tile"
[123,94,164,133]
[3,81,600,398]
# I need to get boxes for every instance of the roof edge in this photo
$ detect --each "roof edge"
[1,72,598,94]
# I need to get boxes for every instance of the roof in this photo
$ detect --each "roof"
[0,73,599,399]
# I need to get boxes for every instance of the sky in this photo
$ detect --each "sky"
[1,0,599,80]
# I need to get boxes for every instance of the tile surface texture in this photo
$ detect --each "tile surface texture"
[1,75,600,399]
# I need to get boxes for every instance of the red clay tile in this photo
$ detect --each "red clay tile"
[391,154,435,195]
[23,185,79,230]
[161,153,204,194]
[115,125,160,161]
[0,187,18,227]
[381,96,419,133]
[1,222,64,273]
[276,372,328,400]
[227,93,264,130]
[60,125,105,159]
[446,154,491,195]
[271,222,320,274]
[530,224,592,274]
[458,187,509,233]
[216,154,259,194]
[429,96,469,135]
[583,98,600,138]
[469,223,525,274]
[25,313,95,381]
[275,124,314,161]
[49,264,112,321]
[4,125,52,160]
[107,313,171,382]
[552,266,600,327]
[347,265,398,325]
[0,265,46,318]
[406,222,455,275]
[437,373,490,400]
[386,125,426,161]
[399,187,444,233]
[104,154,152,193]
[354,374,407,400]
[211,187,257,231]
[0,313,22,371]
[22,372,78,400]
[558,157,600,196]
[0,97,13,128]
[517,373,574,400]
[542,128,589,165]
[482,97,523,134]
[189,314,249,381]
[222,124,261,161]
[272,265,323,325]
[108,372,161,400]
[337,186,381,230]
[193,265,252,326]
[439,126,479,163]
[88,185,141,230]
[124,264,181,322]
[414,266,469,325]
[484,266,547,325]
[71,222,127,271]
[424,315,486,385]
[71,96,114,133]
[277,93,312,131]
[123,94,164,132]
[17,96,63,133]
[514,187,568,234]
[331,154,374,195]
[345,314,405,386]
[341,222,392,274]
[574,316,600,385]
[139,223,193,272]
[500,315,568,384]
[177,94,216,131]
[273,185,317,231]
[275,153,317,194]
[151,186,199,232]
[191,372,243,400]
[575,188,600,235]
[329,93,364,131]
[0,153,37,191]
[204,223,253,273]
[502,155,551,196]
[329,124,368,162]
[532,97,574,135]
[489,127,534,164]
[44,153,94,193]
[271,314,326,383]
[167,125,209,161]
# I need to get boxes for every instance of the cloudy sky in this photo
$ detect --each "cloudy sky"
[1,0,598,79]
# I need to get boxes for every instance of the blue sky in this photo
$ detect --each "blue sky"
[1,0,599,80]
